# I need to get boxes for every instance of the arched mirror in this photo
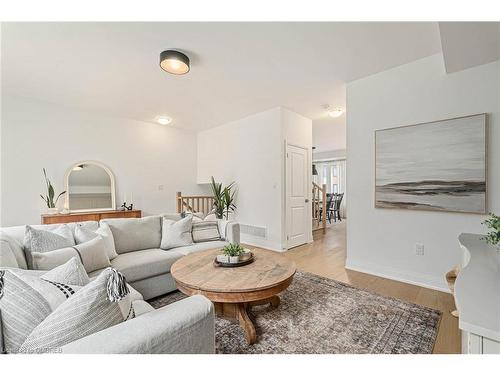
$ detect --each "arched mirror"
[64,161,116,212]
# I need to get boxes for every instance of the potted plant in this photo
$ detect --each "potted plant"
[40,168,66,214]
[219,243,245,263]
[210,176,237,219]
[482,213,500,252]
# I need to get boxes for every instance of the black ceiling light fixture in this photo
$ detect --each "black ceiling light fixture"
[160,50,190,75]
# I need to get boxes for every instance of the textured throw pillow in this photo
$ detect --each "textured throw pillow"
[31,236,111,273]
[0,237,20,268]
[24,225,75,269]
[74,223,118,260]
[192,221,221,243]
[0,257,88,353]
[181,211,205,221]
[160,215,193,250]
[19,268,133,353]
[204,213,217,221]
[0,232,27,269]
[42,257,90,286]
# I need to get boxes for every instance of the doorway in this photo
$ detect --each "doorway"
[285,144,310,249]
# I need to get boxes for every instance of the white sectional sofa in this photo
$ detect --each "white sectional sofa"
[0,214,240,354]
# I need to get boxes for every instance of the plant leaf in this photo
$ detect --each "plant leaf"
[54,191,66,205]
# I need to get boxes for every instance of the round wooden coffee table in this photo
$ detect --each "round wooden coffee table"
[171,248,296,344]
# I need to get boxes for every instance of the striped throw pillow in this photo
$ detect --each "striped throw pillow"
[19,268,133,353]
[192,221,221,243]
[0,257,88,353]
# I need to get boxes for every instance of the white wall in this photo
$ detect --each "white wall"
[312,116,346,154]
[346,54,500,291]
[198,107,283,250]
[198,107,312,250]
[1,95,203,226]
[313,149,346,161]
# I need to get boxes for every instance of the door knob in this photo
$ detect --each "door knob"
[305,199,309,203]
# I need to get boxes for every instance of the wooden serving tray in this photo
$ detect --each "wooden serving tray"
[214,252,255,267]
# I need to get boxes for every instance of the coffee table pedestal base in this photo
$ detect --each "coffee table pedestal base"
[214,296,281,345]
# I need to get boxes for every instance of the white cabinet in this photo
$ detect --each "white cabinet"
[456,234,500,354]
[462,331,500,354]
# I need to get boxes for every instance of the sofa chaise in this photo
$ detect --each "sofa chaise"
[0,214,240,353]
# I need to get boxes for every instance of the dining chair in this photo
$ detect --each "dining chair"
[328,193,344,223]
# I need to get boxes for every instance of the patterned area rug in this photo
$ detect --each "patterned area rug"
[149,271,441,354]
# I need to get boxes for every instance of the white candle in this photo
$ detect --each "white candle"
[130,193,133,204]
[123,193,126,204]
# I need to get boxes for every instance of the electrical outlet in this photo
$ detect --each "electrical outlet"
[415,243,424,256]
[158,185,164,191]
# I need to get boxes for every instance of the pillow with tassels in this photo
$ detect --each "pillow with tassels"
[19,267,134,353]
[0,257,89,353]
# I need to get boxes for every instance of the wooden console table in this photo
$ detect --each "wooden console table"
[41,209,142,224]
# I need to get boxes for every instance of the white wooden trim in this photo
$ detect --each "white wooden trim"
[345,257,450,293]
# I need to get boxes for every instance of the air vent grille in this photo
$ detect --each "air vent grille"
[240,224,267,239]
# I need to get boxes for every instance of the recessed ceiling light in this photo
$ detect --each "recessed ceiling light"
[160,50,190,75]
[328,108,344,118]
[155,116,172,125]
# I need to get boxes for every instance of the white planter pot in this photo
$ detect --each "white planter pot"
[47,207,59,215]
[216,254,230,263]
[229,256,240,264]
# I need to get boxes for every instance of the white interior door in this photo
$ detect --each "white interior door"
[286,144,308,249]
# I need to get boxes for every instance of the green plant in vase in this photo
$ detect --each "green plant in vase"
[482,213,500,252]
[40,168,66,213]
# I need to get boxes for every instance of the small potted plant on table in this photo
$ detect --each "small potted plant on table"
[218,243,245,263]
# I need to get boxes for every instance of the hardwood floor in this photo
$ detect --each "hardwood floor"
[247,221,461,354]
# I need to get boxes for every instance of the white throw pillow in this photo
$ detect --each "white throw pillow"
[31,236,111,273]
[183,211,205,220]
[204,213,217,221]
[74,222,118,260]
[0,257,88,353]
[19,268,133,353]
[160,215,193,250]
[42,256,90,286]
[0,232,27,269]
[24,225,75,269]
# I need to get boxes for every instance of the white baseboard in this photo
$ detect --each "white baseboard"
[345,258,450,293]
[240,234,285,252]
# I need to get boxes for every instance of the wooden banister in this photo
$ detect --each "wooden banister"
[176,192,215,215]
[312,183,327,233]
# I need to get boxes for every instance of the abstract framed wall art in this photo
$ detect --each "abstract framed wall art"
[375,114,487,213]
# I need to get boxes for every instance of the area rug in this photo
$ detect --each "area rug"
[149,271,441,354]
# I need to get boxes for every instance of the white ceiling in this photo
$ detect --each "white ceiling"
[313,116,347,153]
[1,22,443,133]
[439,22,500,73]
